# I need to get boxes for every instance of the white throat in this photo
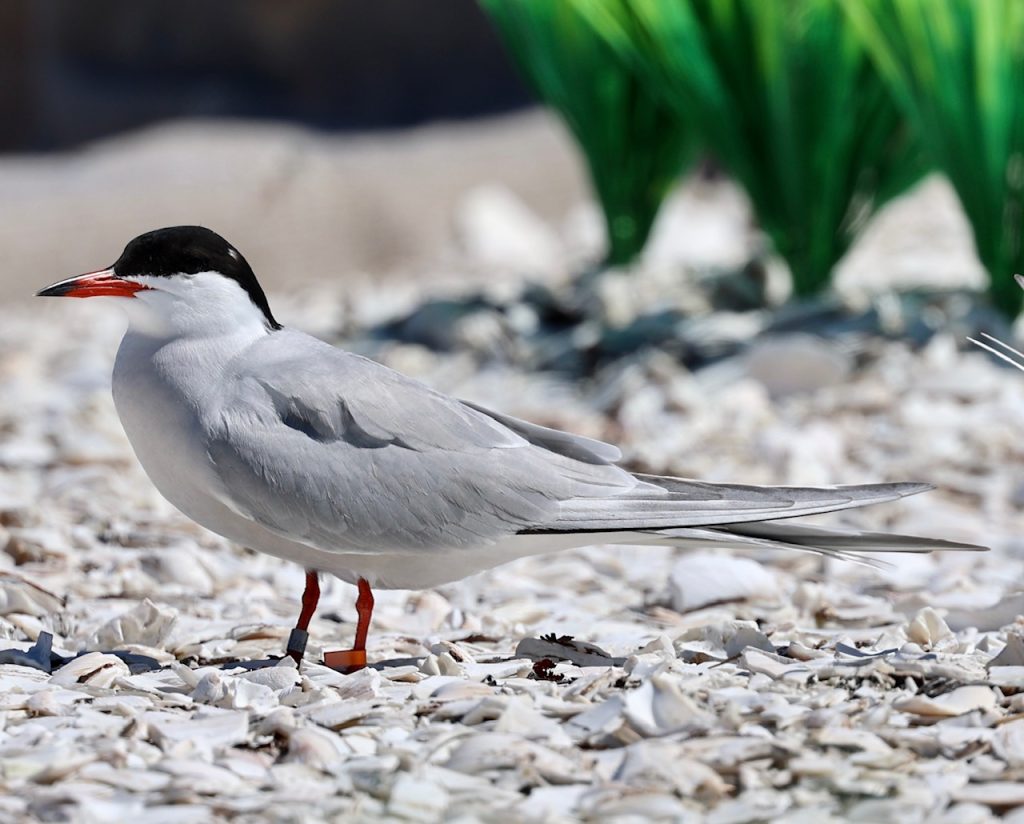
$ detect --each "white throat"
[121,271,274,341]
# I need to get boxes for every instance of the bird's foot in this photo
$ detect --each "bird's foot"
[286,628,309,664]
[323,648,367,673]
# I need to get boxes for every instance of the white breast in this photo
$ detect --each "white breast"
[113,334,220,517]
[111,331,367,579]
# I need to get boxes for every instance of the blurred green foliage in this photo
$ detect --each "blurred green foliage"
[480,0,696,266]
[586,0,924,297]
[484,0,1024,315]
[845,0,1024,316]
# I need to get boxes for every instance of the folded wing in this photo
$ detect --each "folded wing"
[200,331,955,557]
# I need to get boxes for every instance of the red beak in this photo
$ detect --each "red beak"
[36,269,150,298]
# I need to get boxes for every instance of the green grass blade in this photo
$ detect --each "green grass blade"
[587,0,926,297]
[480,0,697,266]
[846,0,1024,315]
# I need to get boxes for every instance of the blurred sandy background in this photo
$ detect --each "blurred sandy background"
[0,112,590,298]
[0,1,589,300]
[0,0,989,307]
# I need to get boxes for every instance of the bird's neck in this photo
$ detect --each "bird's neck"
[116,319,266,423]
[123,295,274,342]
[119,295,274,390]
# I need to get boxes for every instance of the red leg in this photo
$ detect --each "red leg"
[297,570,320,631]
[286,570,319,663]
[353,578,374,651]
[324,578,374,673]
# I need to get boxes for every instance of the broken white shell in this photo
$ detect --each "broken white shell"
[50,652,130,688]
[894,686,997,718]
[669,552,778,612]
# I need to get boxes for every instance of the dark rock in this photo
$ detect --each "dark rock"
[596,310,687,362]
[380,297,495,352]
[701,259,771,312]
[366,263,1016,382]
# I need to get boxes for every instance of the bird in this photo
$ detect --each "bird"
[38,226,984,672]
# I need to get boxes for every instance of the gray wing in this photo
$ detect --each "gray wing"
[200,330,929,555]
[202,331,634,553]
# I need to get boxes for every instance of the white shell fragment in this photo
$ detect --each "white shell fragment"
[622,673,713,736]
[992,719,1024,768]
[669,552,778,612]
[147,709,250,755]
[50,652,131,688]
[89,599,178,648]
[515,636,624,667]
[744,334,852,397]
[894,686,998,718]
[387,772,452,822]
[954,782,1024,808]
[0,576,64,616]
[905,606,954,648]
[989,633,1024,668]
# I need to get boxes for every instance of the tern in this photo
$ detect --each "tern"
[38,226,983,671]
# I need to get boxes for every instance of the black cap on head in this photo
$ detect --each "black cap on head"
[113,226,281,329]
